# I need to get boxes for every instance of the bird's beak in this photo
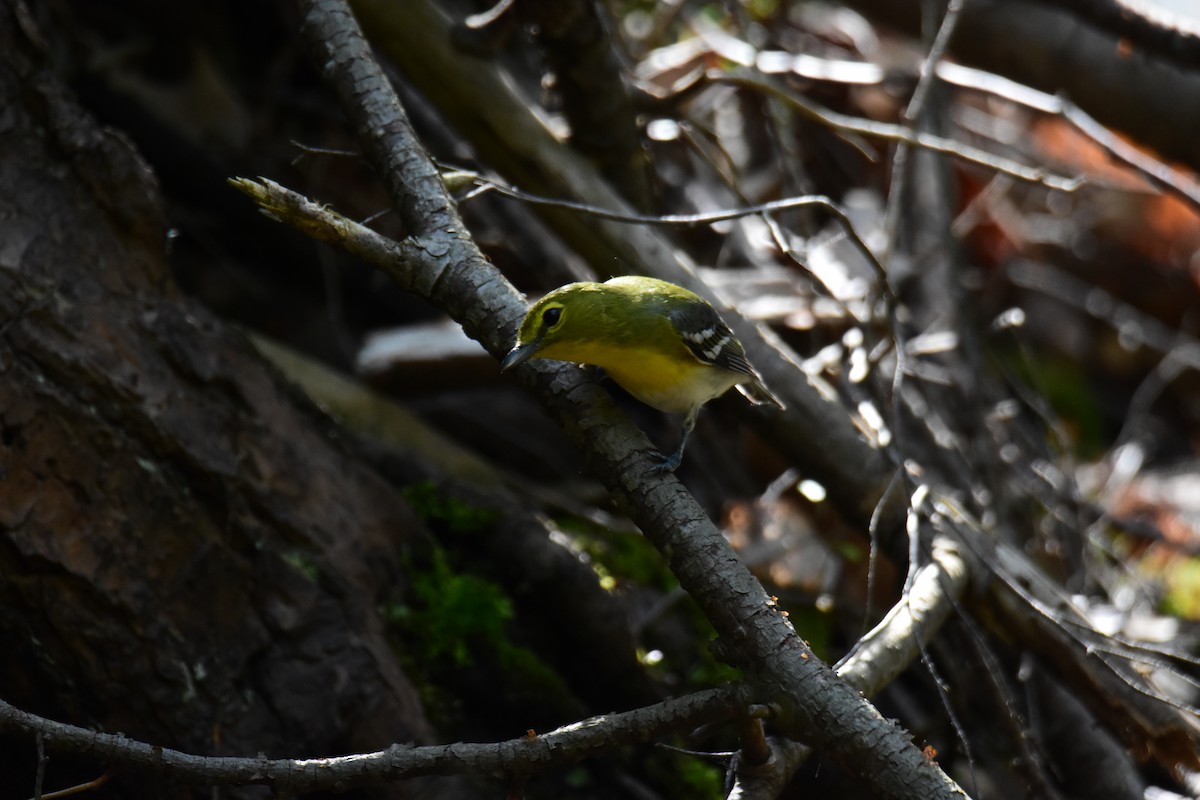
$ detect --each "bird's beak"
[500,340,540,371]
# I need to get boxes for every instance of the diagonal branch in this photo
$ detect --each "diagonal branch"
[296,0,1200,787]
[732,535,971,798]
[349,0,898,531]
[291,2,968,797]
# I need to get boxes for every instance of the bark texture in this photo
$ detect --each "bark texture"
[0,5,454,796]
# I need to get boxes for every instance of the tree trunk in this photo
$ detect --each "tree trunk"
[0,5,462,797]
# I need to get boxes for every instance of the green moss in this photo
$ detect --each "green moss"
[674,755,724,799]
[383,546,512,667]
[645,749,725,800]
[686,658,741,687]
[402,481,498,534]
[552,514,756,693]
[556,515,677,592]
[381,539,577,729]
[280,550,320,583]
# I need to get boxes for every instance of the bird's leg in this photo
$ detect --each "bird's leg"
[652,410,697,472]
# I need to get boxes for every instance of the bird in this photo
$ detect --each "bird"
[500,275,783,470]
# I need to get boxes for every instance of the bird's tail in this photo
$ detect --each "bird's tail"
[737,375,784,410]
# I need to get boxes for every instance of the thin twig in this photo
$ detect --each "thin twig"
[864,470,905,632]
[287,139,361,167]
[939,496,1200,766]
[957,624,1068,800]
[34,731,45,800]
[26,773,111,800]
[1060,97,1200,208]
[919,640,978,796]
[908,0,965,125]
[936,63,1200,209]
[712,70,1082,192]
[884,0,965,258]
[452,169,893,301]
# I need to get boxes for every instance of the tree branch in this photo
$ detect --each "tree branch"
[0,687,754,793]
[349,0,897,529]
[1033,0,1200,71]
[233,151,1200,780]
[836,537,968,697]
[841,0,1200,174]
[731,535,970,797]
[521,0,655,211]
[290,2,968,797]
[0,457,974,797]
[932,63,1200,209]
[711,69,1081,192]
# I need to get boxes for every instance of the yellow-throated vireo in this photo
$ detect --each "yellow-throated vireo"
[500,276,783,470]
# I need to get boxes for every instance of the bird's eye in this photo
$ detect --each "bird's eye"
[542,306,562,327]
